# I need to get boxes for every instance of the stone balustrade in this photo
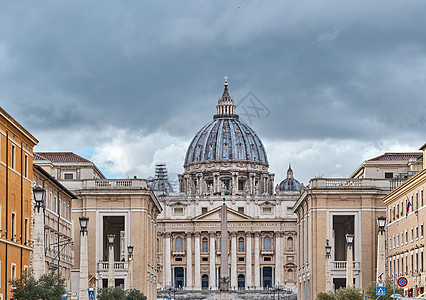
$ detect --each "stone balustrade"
[97,261,128,271]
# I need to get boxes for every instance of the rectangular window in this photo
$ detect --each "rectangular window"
[238,257,245,262]
[385,172,394,179]
[202,257,208,262]
[64,173,74,180]
[412,228,414,242]
[422,251,424,272]
[175,257,182,262]
[238,207,244,214]
[24,218,28,245]
[238,180,244,191]
[402,257,404,276]
[416,227,419,239]
[173,208,184,216]
[264,257,271,261]
[11,212,16,241]
[201,207,208,214]
[406,255,408,274]
[263,207,272,215]
[11,263,16,279]
[422,190,424,207]
[421,224,424,238]
[397,235,400,247]
[406,231,409,243]
[412,254,414,273]
[416,252,419,273]
[11,144,15,169]
[24,154,28,177]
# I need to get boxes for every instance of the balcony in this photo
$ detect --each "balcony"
[172,250,186,256]
[331,261,361,271]
[261,249,275,255]
[97,261,128,271]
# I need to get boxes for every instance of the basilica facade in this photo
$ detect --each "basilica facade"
[152,80,301,291]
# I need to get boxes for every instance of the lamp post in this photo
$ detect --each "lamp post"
[325,239,333,292]
[33,186,45,279]
[79,217,89,300]
[128,245,134,290]
[107,234,115,288]
[346,234,354,287]
[376,217,386,283]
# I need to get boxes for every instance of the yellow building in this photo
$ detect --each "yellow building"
[383,145,426,297]
[0,107,38,299]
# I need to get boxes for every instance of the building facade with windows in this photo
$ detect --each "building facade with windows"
[0,107,38,300]
[293,152,422,300]
[34,152,162,300]
[153,82,300,292]
[33,164,76,291]
[384,144,426,297]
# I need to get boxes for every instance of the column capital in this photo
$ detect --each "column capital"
[209,231,216,237]
[194,232,201,238]
[274,231,284,237]
[164,232,171,238]
[254,232,261,237]
[185,232,193,238]
[246,231,253,238]
[230,231,237,237]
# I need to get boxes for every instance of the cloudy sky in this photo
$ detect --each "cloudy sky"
[2,1,426,185]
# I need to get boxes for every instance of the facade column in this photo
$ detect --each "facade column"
[33,207,45,279]
[165,233,172,286]
[108,239,115,287]
[194,232,201,289]
[79,228,88,300]
[186,233,193,289]
[377,223,386,282]
[209,232,217,289]
[254,232,261,289]
[275,232,282,285]
[231,232,237,289]
[246,232,252,288]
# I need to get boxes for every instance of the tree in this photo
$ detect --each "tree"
[10,271,66,300]
[97,287,126,300]
[316,286,363,300]
[365,280,404,300]
[127,289,147,300]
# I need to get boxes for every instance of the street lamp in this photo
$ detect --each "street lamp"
[376,217,386,282]
[128,245,134,290]
[33,186,45,213]
[107,234,115,287]
[325,239,332,292]
[346,234,354,287]
[33,186,46,279]
[79,217,89,235]
[79,216,89,300]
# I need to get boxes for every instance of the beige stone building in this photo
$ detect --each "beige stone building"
[153,81,300,293]
[383,145,426,297]
[35,153,162,299]
[32,164,76,291]
[293,152,421,300]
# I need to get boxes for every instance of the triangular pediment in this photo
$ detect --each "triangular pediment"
[192,205,253,222]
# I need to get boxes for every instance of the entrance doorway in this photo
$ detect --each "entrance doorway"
[238,274,245,290]
[262,267,273,288]
[202,274,209,289]
[174,267,184,288]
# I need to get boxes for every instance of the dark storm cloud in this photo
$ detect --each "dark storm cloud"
[1,0,426,182]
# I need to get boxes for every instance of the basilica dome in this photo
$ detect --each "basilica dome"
[184,81,268,167]
[279,165,301,191]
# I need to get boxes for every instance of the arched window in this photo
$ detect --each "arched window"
[287,237,294,250]
[175,237,183,251]
[288,268,294,281]
[264,236,271,250]
[238,237,245,251]
[202,237,208,252]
